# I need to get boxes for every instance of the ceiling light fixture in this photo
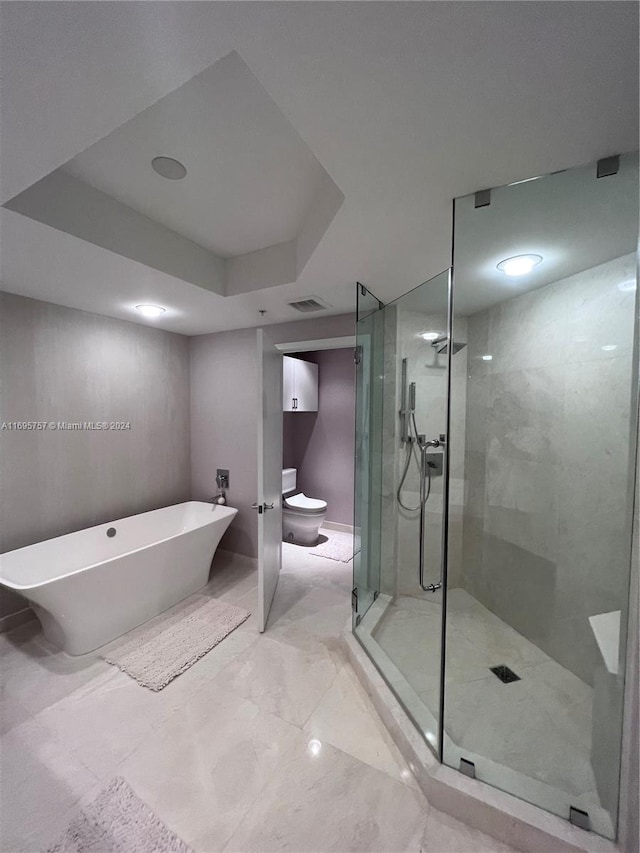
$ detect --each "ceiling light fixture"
[151,156,187,180]
[421,331,441,341]
[136,304,166,318]
[497,254,543,277]
[601,345,617,352]
[481,354,493,361]
[618,278,637,293]
[308,739,322,757]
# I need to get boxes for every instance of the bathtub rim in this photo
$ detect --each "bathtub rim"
[0,500,238,591]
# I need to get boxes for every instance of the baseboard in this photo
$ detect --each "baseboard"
[322,520,354,534]
[0,607,36,634]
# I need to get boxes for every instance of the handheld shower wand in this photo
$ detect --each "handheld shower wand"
[397,358,444,592]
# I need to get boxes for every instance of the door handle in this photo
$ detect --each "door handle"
[251,502,275,514]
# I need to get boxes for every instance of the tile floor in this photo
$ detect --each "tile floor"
[0,535,518,852]
[373,590,601,809]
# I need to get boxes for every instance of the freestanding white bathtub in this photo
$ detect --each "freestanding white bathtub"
[0,501,237,655]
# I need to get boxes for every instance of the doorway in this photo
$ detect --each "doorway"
[257,333,357,630]
[280,343,357,559]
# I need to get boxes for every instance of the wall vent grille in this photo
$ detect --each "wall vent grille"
[287,297,329,313]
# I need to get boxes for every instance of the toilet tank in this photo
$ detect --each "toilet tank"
[282,468,297,495]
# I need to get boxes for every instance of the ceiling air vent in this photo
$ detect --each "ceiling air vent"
[287,296,330,313]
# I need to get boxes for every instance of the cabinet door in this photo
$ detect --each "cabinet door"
[282,356,296,411]
[295,360,318,411]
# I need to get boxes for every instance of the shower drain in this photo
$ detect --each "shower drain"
[490,665,521,683]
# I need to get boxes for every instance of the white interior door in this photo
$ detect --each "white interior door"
[256,328,283,632]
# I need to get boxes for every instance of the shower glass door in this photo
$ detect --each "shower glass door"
[352,154,638,840]
[353,270,452,758]
[353,283,384,625]
[445,151,639,839]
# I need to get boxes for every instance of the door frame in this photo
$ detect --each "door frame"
[256,333,357,632]
[275,335,356,354]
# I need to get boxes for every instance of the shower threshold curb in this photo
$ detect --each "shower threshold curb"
[342,626,618,853]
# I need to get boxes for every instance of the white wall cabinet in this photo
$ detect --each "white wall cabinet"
[283,356,318,411]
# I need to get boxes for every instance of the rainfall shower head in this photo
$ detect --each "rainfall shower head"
[431,337,467,355]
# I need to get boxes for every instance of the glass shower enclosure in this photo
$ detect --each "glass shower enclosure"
[352,151,639,840]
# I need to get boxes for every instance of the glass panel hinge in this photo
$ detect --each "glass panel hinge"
[597,155,619,179]
[459,758,476,779]
[569,807,591,831]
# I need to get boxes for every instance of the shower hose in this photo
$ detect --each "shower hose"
[396,412,440,592]
[396,411,432,512]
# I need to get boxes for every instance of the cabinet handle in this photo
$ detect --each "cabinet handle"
[293,397,297,410]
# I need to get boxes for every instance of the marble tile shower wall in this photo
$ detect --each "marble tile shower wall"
[385,308,467,599]
[460,253,636,685]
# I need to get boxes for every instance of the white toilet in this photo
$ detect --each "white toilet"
[282,468,327,546]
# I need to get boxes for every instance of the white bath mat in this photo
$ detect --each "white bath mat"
[100,595,250,691]
[45,777,192,853]
[310,531,360,563]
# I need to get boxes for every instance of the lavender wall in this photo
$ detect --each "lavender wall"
[190,313,355,558]
[283,349,355,525]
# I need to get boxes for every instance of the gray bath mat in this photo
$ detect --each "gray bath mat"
[100,595,250,690]
[310,531,359,563]
[45,776,192,852]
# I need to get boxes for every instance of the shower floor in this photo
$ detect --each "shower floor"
[366,588,609,833]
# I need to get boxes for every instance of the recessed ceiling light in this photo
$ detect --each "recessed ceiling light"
[151,156,187,180]
[618,278,637,293]
[308,739,322,757]
[481,354,493,361]
[136,304,166,318]
[497,254,543,277]
[421,331,441,341]
[601,344,617,352]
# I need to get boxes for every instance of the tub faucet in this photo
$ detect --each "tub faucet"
[211,469,229,505]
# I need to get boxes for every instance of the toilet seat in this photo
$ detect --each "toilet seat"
[284,493,327,512]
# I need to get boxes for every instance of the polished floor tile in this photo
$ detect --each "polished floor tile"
[0,619,110,719]
[304,664,419,788]
[0,545,519,853]
[212,632,341,727]
[120,686,302,851]
[0,716,100,851]
[224,735,428,853]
